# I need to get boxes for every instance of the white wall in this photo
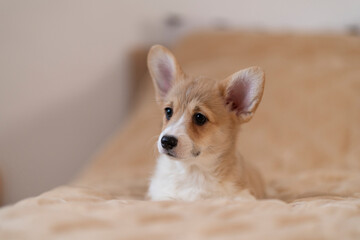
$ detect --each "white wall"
[0,0,359,205]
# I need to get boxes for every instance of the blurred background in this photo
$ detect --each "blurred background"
[0,0,359,205]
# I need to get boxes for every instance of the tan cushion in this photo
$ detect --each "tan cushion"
[1,32,359,239]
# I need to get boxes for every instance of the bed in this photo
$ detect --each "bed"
[1,31,360,239]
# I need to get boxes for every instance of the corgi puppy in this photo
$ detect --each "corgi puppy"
[147,45,265,201]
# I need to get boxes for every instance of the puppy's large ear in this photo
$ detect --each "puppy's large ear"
[219,66,265,123]
[147,45,183,101]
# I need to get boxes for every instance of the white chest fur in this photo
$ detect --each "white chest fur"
[148,155,239,201]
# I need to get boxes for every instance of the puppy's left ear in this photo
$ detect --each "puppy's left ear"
[219,66,265,123]
[147,45,183,101]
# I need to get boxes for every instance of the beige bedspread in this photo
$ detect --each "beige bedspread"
[1,32,360,239]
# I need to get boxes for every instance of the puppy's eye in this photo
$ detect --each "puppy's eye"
[165,107,173,120]
[193,113,207,126]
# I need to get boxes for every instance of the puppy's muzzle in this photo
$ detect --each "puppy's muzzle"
[161,135,178,150]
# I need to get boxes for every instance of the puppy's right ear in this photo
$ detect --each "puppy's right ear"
[219,66,265,123]
[147,45,183,101]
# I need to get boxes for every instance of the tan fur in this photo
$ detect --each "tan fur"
[148,45,266,199]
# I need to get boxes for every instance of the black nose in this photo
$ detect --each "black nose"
[161,135,178,150]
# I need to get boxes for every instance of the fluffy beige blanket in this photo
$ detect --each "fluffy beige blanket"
[1,32,360,239]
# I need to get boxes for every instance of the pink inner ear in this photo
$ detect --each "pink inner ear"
[157,61,173,96]
[226,79,251,115]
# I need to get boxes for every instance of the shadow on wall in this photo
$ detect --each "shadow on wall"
[0,47,150,206]
[0,69,123,204]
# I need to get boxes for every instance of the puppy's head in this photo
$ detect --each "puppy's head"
[148,45,265,162]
